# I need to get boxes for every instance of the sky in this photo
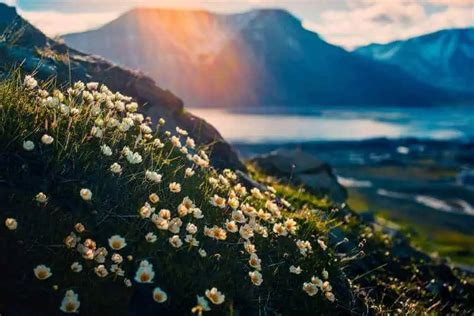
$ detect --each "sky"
[1,0,473,49]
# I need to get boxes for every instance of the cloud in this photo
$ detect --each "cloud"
[18,9,121,36]
[428,0,474,6]
[304,0,474,49]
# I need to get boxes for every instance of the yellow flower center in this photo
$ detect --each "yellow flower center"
[65,302,77,312]
[140,273,150,282]
[37,270,47,279]
[112,241,122,249]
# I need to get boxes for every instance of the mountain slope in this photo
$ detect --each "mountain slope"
[0,3,243,170]
[63,8,465,108]
[355,28,474,93]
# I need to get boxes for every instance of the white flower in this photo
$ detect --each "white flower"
[140,123,152,134]
[170,136,182,148]
[249,270,263,286]
[284,218,298,235]
[185,234,199,247]
[169,182,181,193]
[311,276,323,287]
[322,269,329,279]
[303,282,318,296]
[5,217,17,230]
[86,82,99,90]
[111,253,123,264]
[251,188,264,199]
[59,290,80,314]
[134,260,155,283]
[228,197,240,209]
[205,287,225,305]
[149,193,160,204]
[126,151,142,164]
[79,188,92,201]
[210,195,226,208]
[244,241,256,254]
[296,240,313,256]
[153,287,168,303]
[126,102,138,112]
[74,223,85,233]
[100,144,113,156]
[94,264,109,278]
[23,140,35,151]
[145,170,162,183]
[225,220,238,233]
[24,75,38,89]
[158,118,166,125]
[153,216,169,230]
[273,223,288,236]
[184,167,195,178]
[192,208,204,219]
[108,235,127,250]
[70,262,83,273]
[159,209,171,220]
[110,163,122,174]
[185,137,195,149]
[198,248,207,257]
[94,247,108,263]
[325,291,336,302]
[168,218,183,234]
[239,224,254,240]
[186,223,198,234]
[196,295,211,311]
[204,225,227,240]
[231,210,246,223]
[249,253,261,271]
[176,127,188,136]
[124,278,132,287]
[35,192,48,203]
[145,232,157,243]
[41,134,54,145]
[139,203,155,218]
[289,265,302,275]
[153,138,164,148]
[318,239,328,251]
[33,264,52,280]
[169,235,183,248]
[110,264,125,276]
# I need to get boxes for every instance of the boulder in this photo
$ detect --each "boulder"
[251,148,347,203]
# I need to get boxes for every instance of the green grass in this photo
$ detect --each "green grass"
[0,73,472,315]
[347,188,474,266]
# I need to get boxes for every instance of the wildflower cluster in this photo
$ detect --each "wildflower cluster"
[0,75,341,314]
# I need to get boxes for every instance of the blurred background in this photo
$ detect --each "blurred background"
[3,0,474,266]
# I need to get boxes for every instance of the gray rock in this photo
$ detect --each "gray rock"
[251,148,347,203]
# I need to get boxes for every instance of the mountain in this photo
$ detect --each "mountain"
[355,28,474,93]
[63,8,467,108]
[0,3,243,170]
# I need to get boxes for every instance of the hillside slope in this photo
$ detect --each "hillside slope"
[0,3,243,170]
[356,28,474,93]
[0,75,472,315]
[63,8,465,108]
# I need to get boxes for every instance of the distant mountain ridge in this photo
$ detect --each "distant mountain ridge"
[63,8,469,108]
[355,28,474,93]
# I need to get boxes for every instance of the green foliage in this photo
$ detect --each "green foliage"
[0,74,348,315]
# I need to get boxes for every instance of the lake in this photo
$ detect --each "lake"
[190,106,474,143]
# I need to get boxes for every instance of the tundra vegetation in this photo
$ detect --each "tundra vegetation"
[0,74,472,315]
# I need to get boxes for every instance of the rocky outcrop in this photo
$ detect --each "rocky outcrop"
[0,3,244,171]
[251,148,347,203]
